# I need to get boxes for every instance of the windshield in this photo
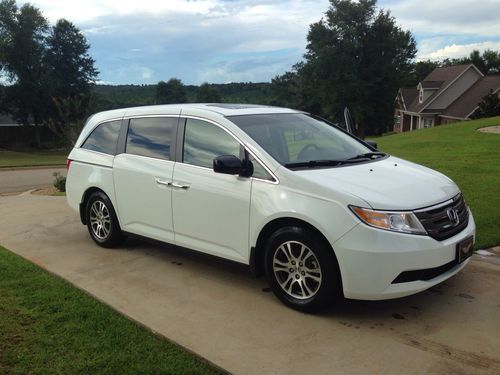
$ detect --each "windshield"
[228,113,375,168]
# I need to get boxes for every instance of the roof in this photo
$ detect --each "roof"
[398,88,418,110]
[442,76,500,119]
[420,81,443,89]
[422,65,471,83]
[92,103,299,120]
[407,64,475,113]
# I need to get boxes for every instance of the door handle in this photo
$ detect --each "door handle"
[154,177,170,186]
[169,182,190,190]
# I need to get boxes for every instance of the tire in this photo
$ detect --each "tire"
[264,226,342,312]
[85,191,124,248]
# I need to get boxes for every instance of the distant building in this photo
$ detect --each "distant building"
[394,64,500,132]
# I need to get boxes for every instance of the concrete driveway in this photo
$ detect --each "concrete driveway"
[0,192,499,375]
[0,166,66,193]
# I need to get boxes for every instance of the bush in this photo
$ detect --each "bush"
[53,172,66,192]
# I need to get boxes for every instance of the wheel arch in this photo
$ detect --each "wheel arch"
[79,187,108,225]
[250,217,335,278]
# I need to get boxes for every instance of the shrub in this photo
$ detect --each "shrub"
[53,172,66,192]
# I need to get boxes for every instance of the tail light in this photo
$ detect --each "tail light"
[66,159,72,171]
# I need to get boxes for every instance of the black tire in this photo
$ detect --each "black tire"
[85,191,124,248]
[264,226,342,312]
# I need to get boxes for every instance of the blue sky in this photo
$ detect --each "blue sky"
[24,0,500,85]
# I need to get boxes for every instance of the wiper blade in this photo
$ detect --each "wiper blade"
[284,159,359,169]
[348,152,387,161]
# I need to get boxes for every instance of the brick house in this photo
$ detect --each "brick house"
[394,64,500,132]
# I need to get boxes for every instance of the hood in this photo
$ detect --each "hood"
[294,156,459,210]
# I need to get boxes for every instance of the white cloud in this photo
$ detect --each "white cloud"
[418,41,500,60]
[17,0,500,84]
[387,0,500,36]
[25,0,221,22]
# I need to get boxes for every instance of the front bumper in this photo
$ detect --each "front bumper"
[333,210,476,300]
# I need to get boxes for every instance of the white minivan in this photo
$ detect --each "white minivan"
[66,104,475,311]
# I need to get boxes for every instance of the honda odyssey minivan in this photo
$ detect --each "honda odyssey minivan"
[66,104,475,311]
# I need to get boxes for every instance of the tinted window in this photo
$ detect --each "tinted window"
[126,117,175,160]
[81,120,121,155]
[183,118,240,168]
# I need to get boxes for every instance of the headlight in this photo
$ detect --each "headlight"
[349,206,426,235]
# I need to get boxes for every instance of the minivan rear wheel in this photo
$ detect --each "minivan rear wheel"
[86,191,124,248]
[264,226,342,312]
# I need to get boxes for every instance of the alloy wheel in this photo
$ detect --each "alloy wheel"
[272,240,322,299]
[89,200,111,240]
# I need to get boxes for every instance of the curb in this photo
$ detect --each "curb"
[0,164,66,171]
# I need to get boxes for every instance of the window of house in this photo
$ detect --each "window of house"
[183,118,241,169]
[419,89,424,103]
[81,120,121,155]
[423,118,434,128]
[126,117,175,160]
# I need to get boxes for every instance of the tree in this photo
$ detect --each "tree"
[156,78,187,104]
[443,49,500,75]
[407,60,440,86]
[0,0,48,145]
[471,90,500,119]
[45,19,98,98]
[44,19,98,144]
[272,0,416,136]
[196,82,222,102]
[0,1,98,146]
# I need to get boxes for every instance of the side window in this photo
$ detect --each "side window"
[126,117,175,160]
[249,155,273,181]
[81,120,121,155]
[183,118,240,168]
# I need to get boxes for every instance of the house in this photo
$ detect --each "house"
[394,64,500,132]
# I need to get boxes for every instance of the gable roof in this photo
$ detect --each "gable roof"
[442,76,500,119]
[407,64,480,113]
[420,81,443,89]
[397,88,418,110]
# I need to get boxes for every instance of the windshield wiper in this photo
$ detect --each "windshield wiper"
[348,152,387,161]
[284,159,360,169]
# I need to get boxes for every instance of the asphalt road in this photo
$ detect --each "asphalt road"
[0,193,499,374]
[0,167,66,193]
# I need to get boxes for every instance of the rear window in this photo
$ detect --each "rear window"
[126,117,176,160]
[81,120,121,155]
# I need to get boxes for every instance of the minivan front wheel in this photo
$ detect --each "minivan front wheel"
[264,226,341,312]
[86,191,124,247]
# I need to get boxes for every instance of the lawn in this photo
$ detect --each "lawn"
[372,116,500,249]
[0,149,67,168]
[0,245,222,374]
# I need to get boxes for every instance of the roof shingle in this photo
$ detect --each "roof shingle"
[442,76,500,119]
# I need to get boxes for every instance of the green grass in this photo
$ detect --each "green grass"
[371,116,500,249]
[0,150,67,168]
[0,245,222,375]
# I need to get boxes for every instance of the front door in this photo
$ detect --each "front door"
[172,118,251,263]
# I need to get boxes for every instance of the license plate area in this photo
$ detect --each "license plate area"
[456,236,474,263]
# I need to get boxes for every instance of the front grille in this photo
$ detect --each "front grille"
[415,194,469,241]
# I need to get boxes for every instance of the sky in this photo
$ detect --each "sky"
[21,0,500,85]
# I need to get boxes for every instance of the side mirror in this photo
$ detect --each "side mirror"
[365,140,378,149]
[213,155,243,175]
